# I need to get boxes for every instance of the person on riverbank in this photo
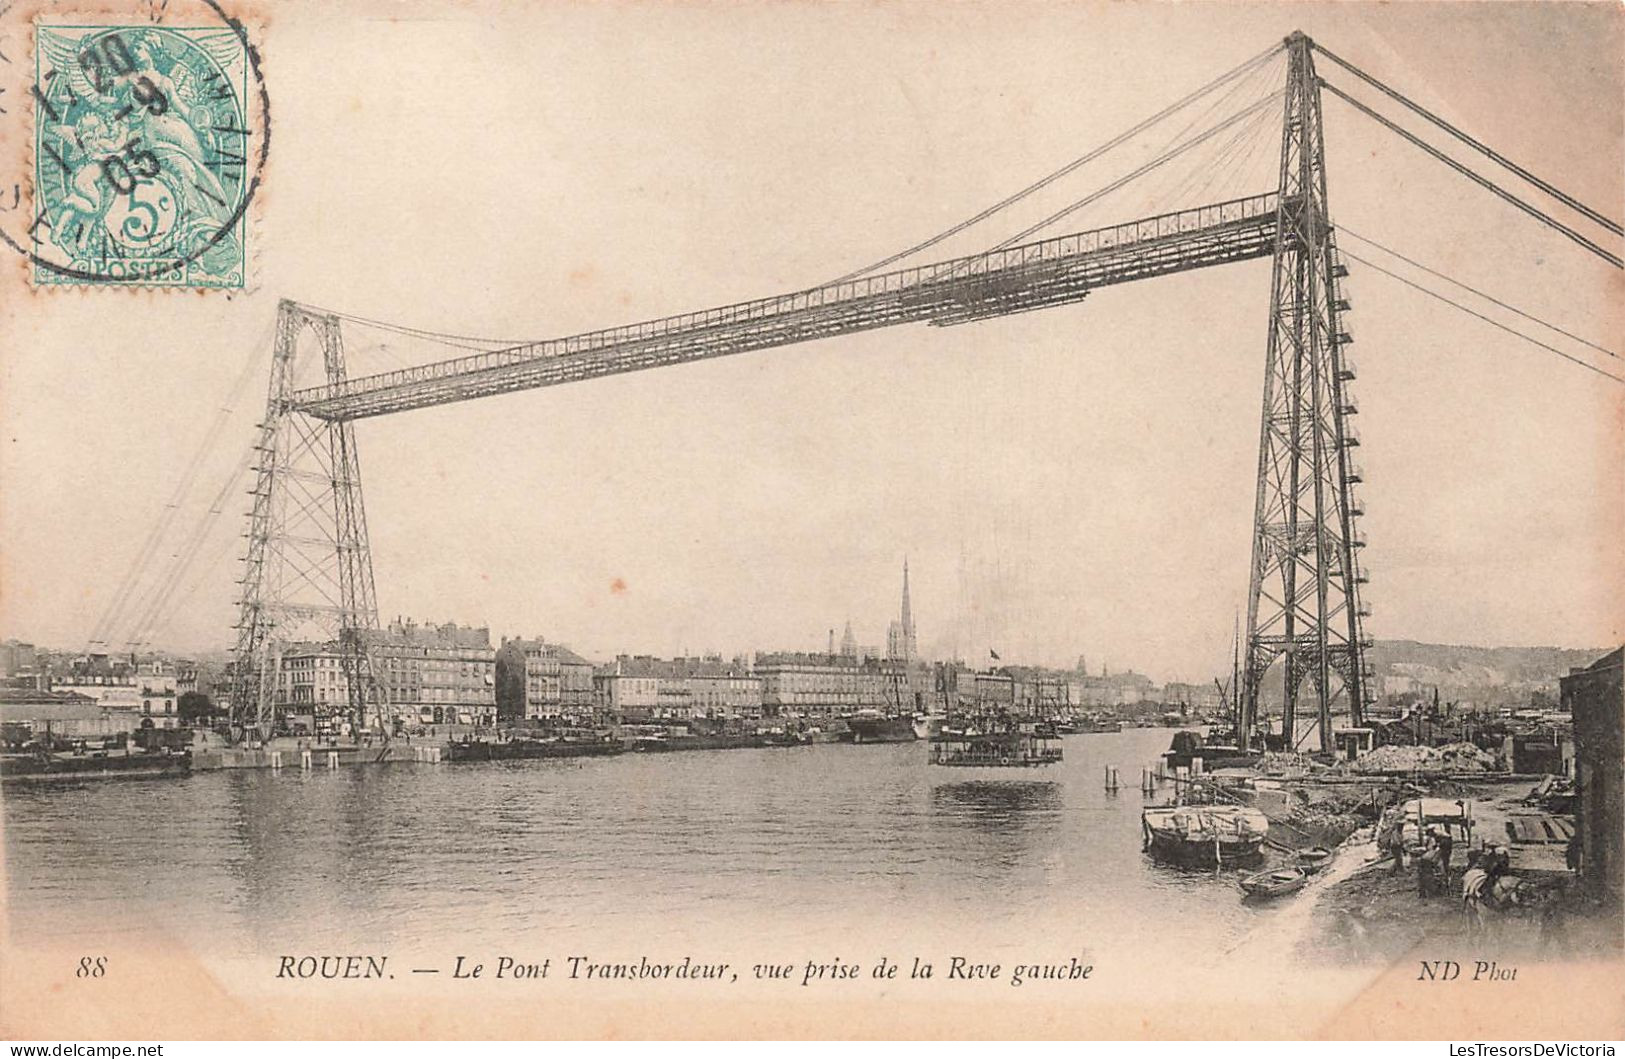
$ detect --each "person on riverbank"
[1432,826,1454,887]
[1378,810,1407,874]
[1417,831,1444,897]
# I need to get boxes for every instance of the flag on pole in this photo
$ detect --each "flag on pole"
[990,649,1001,661]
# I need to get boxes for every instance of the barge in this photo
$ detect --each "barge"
[1,747,192,783]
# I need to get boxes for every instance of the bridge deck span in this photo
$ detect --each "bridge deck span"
[293,192,1280,421]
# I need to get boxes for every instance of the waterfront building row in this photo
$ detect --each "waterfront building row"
[277,618,497,732]
[754,653,909,720]
[597,655,764,726]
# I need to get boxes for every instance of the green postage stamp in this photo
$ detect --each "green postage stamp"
[30,22,260,289]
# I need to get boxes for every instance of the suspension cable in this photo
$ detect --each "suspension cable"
[303,303,539,350]
[1313,44,1623,237]
[1338,225,1619,361]
[829,41,1286,284]
[1339,247,1624,386]
[1320,79,1622,269]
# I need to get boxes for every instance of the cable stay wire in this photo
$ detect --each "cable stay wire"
[1338,225,1619,361]
[828,41,1286,284]
[904,88,1283,291]
[1126,50,1283,216]
[122,444,259,650]
[1338,246,1625,386]
[1152,84,1281,216]
[983,88,1286,255]
[86,318,276,651]
[1313,44,1623,237]
[1319,78,1623,269]
[150,528,247,647]
[1161,97,1272,206]
[121,444,255,649]
[127,519,245,653]
[1195,102,1278,201]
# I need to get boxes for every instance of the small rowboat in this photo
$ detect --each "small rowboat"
[1238,866,1309,901]
[1297,846,1334,873]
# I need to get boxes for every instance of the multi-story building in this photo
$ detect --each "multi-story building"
[370,618,497,728]
[1072,668,1158,707]
[175,661,199,698]
[595,655,763,726]
[756,652,905,720]
[135,659,178,723]
[1562,647,1622,907]
[0,639,40,681]
[1161,681,1225,712]
[276,643,347,727]
[594,659,661,722]
[277,620,497,730]
[502,639,596,725]
[53,654,174,728]
[684,663,762,723]
[958,669,1069,713]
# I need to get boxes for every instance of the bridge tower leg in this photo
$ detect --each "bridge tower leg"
[1240,32,1371,753]
[230,301,385,741]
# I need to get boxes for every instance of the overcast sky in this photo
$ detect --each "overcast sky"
[2,1,1620,683]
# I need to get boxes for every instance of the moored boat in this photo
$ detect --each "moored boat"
[912,711,942,740]
[1,747,191,783]
[1161,728,1262,772]
[1297,846,1334,873]
[1237,865,1309,900]
[845,710,918,744]
[444,736,626,762]
[1141,804,1270,865]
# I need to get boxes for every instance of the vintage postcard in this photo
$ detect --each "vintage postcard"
[0,0,1621,1043]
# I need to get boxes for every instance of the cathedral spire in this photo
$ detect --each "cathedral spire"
[889,557,916,663]
[901,557,913,639]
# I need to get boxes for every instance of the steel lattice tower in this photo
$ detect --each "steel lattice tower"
[1239,33,1371,752]
[230,301,385,738]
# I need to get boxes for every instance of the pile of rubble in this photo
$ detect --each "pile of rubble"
[1355,741,1500,774]
[1258,750,1320,776]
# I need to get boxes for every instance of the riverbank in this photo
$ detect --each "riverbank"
[1295,781,1620,965]
[181,723,870,771]
[1135,736,1613,968]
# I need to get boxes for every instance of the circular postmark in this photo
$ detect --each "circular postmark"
[0,0,270,289]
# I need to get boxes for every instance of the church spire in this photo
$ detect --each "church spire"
[901,557,913,638]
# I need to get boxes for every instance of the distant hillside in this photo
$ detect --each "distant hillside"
[1367,639,1612,702]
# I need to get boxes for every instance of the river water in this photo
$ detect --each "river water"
[4,727,1286,970]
